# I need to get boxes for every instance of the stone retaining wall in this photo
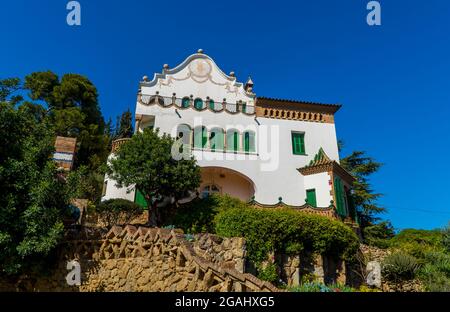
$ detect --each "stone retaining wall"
[0,226,278,292]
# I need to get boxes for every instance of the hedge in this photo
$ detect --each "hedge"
[214,207,359,263]
[167,194,247,233]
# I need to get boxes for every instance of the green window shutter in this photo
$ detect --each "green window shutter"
[202,127,207,148]
[242,103,247,113]
[306,189,317,207]
[209,100,215,110]
[211,130,223,151]
[135,189,148,209]
[334,177,346,217]
[194,128,202,148]
[233,132,239,151]
[299,134,305,154]
[210,132,216,151]
[291,133,305,155]
[182,97,190,108]
[244,132,250,152]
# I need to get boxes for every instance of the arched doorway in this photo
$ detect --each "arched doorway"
[200,167,255,202]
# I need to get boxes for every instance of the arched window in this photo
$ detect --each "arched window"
[201,184,220,198]
[181,97,190,108]
[226,129,240,152]
[194,98,204,110]
[194,126,207,149]
[209,99,215,110]
[149,96,164,106]
[210,128,224,151]
[243,131,256,153]
[177,124,191,146]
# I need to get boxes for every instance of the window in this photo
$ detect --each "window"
[243,131,256,153]
[306,189,317,207]
[177,124,191,153]
[201,184,220,198]
[194,126,207,149]
[181,97,190,108]
[209,99,215,110]
[226,130,239,152]
[194,98,203,110]
[291,132,305,155]
[241,102,247,113]
[210,128,224,151]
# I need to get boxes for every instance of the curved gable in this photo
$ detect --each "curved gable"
[139,52,255,105]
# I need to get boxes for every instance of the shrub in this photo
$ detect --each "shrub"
[382,252,420,282]
[168,194,246,234]
[362,221,395,249]
[418,251,450,292]
[388,229,445,259]
[258,263,278,283]
[94,198,143,227]
[214,207,359,264]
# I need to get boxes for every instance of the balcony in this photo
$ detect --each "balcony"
[111,138,131,153]
[138,94,255,115]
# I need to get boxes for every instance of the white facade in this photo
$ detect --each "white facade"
[103,51,354,216]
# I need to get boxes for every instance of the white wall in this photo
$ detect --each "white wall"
[102,154,136,201]
[303,172,333,207]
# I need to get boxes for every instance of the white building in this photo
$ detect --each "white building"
[103,50,356,221]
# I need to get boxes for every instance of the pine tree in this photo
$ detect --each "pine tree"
[339,141,385,228]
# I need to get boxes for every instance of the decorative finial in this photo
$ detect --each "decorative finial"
[229,71,235,77]
[245,76,254,92]
[163,64,169,70]
[197,49,204,54]
[142,75,149,82]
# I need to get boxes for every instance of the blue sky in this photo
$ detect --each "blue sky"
[1,0,449,230]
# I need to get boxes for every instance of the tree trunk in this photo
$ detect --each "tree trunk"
[147,202,158,227]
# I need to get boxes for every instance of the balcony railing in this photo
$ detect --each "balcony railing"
[111,138,131,153]
[138,94,256,115]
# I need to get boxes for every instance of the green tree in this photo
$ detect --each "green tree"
[339,141,385,228]
[114,109,133,139]
[107,128,201,226]
[24,71,109,170]
[0,98,71,274]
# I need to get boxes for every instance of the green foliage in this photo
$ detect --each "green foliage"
[258,263,278,283]
[0,101,71,275]
[362,221,395,248]
[389,229,445,259]
[418,251,450,292]
[94,199,143,227]
[288,282,354,292]
[215,207,359,264]
[24,71,109,170]
[442,223,450,253]
[67,165,106,203]
[114,109,133,139]
[107,128,201,226]
[339,142,385,227]
[382,252,420,282]
[168,194,247,234]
